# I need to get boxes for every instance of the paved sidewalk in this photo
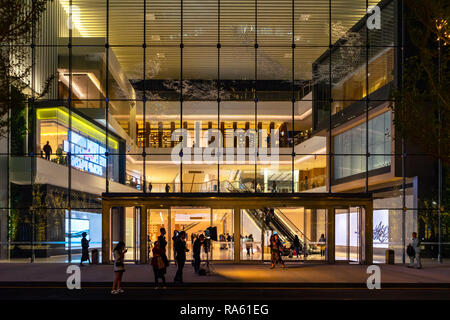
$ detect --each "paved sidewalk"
[1,262,449,285]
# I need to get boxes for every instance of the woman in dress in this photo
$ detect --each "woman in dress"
[151,241,167,288]
[111,241,127,294]
[269,233,285,269]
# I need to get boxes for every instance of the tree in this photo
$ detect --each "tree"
[390,0,450,164]
[0,0,53,137]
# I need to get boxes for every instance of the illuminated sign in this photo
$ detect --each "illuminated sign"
[63,131,107,177]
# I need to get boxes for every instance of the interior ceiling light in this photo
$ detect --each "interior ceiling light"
[146,13,156,21]
[151,35,160,41]
[156,53,165,58]
[299,14,311,21]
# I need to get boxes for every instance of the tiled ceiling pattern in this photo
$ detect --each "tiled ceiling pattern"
[67,0,379,80]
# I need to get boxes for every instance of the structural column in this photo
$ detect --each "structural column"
[233,207,241,263]
[327,207,335,263]
[364,204,373,265]
[102,204,111,264]
[140,206,148,264]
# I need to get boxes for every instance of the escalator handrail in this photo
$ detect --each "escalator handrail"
[274,208,312,243]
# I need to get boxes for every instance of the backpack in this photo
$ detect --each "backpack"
[406,244,415,257]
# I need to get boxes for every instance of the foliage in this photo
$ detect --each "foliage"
[0,0,53,137]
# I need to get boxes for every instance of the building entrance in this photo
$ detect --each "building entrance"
[101,193,373,265]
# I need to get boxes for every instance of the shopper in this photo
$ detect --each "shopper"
[80,232,90,266]
[269,233,285,269]
[292,235,301,258]
[43,141,52,160]
[193,234,205,273]
[318,234,326,257]
[408,232,423,269]
[174,231,189,283]
[158,227,169,268]
[111,241,127,294]
[151,241,167,288]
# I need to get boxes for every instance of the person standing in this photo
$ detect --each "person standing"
[292,235,301,259]
[318,234,326,257]
[111,241,127,294]
[151,241,167,288]
[148,182,152,192]
[269,233,285,269]
[80,232,90,266]
[158,228,169,269]
[174,231,189,283]
[43,141,52,161]
[165,183,170,193]
[193,234,204,273]
[408,232,423,269]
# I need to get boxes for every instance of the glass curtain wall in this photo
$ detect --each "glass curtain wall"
[3,0,447,264]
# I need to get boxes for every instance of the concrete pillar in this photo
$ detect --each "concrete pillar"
[140,206,148,264]
[102,204,111,264]
[233,207,240,263]
[327,207,335,263]
[364,204,373,265]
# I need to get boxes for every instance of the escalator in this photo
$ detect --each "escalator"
[223,181,312,250]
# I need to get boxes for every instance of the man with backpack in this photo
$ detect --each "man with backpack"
[407,232,422,269]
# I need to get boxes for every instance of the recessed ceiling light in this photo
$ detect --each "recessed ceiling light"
[299,14,311,21]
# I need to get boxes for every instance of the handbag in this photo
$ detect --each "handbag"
[156,256,165,270]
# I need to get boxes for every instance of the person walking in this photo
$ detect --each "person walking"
[151,241,167,288]
[193,234,205,273]
[408,232,423,269]
[165,183,170,193]
[111,241,127,294]
[318,234,326,257]
[269,233,285,269]
[43,141,52,161]
[80,232,90,266]
[292,235,301,259]
[148,182,152,192]
[174,231,189,283]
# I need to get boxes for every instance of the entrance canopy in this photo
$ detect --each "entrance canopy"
[101,192,373,264]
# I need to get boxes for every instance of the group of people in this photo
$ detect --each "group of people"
[112,228,209,294]
[218,233,233,250]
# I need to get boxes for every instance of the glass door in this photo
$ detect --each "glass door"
[349,207,361,263]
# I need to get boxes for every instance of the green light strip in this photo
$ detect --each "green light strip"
[37,107,119,150]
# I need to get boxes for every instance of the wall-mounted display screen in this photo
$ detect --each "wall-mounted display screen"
[65,218,89,250]
[63,131,107,177]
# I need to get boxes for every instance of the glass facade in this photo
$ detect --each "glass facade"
[0,0,447,264]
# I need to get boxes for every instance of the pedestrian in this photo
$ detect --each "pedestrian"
[151,241,167,288]
[246,234,254,256]
[191,233,195,246]
[193,234,205,273]
[226,233,232,249]
[172,230,179,265]
[174,231,189,283]
[80,232,90,266]
[43,141,52,160]
[111,241,127,294]
[271,181,276,193]
[408,232,423,269]
[269,233,285,269]
[148,182,152,192]
[292,235,301,259]
[158,227,169,268]
[165,183,170,193]
[318,234,326,257]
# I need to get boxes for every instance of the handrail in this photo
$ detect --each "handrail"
[274,208,312,243]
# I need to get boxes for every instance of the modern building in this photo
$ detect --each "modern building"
[0,0,446,265]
